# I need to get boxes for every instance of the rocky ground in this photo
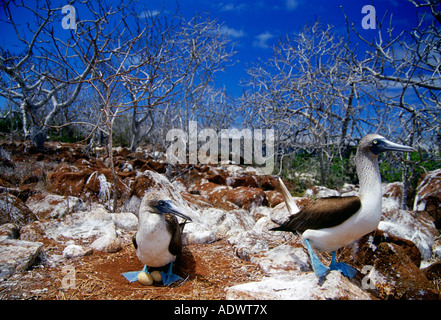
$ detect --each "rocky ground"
[0,140,441,300]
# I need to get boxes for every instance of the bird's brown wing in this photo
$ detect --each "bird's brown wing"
[271,196,361,233]
[164,213,183,256]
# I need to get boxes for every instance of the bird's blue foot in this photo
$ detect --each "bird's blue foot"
[329,251,357,279]
[304,239,330,278]
[160,262,183,286]
[122,265,149,282]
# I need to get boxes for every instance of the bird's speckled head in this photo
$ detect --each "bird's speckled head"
[357,134,415,157]
[357,134,386,157]
[140,189,171,213]
[139,189,192,221]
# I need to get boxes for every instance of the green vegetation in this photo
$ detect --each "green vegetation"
[280,149,441,195]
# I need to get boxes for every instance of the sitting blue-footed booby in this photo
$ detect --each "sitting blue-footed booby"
[122,190,192,286]
[271,134,416,279]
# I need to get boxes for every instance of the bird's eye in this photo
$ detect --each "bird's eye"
[158,200,164,206]
[373,139,378,145]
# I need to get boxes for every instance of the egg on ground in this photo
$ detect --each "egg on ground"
[137,272,153,286]
[151,270,163,282]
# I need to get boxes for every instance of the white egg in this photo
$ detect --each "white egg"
[151,270,162,282]
[137,272,153,286]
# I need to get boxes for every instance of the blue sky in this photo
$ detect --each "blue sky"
[0,0,421,102]
[140,0,420,97]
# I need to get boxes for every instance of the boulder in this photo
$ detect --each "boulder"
[341,229,422,269]
[110,212,138,231]
[225,186,266,210]
[379,209,439,260]
[422,261,441,283]
[0,239,43,280]
[382,182,404,212]
[0,223,19,240]
[249,243,310,275]
[47,165,93,197]
[369,242,434,299]
[263,190,284,207]
[190,179,236,210]
[0,193,37,227]
[414,168,441,228]
[26,194,84,219]
[41,207,117,242]
[63,242,93,259]
[226,176,259,188]
[226,271,373,300]
[90,235,122,253]
[305,185,341,198]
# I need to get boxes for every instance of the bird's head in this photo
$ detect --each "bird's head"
[141,190,192,222]
[358,134,416,156]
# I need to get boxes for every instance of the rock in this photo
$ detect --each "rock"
[207,173,227,185]
[382,182,404,212]
[48,165,129,203]
[42,207,117,242]
[90,236,122,253]
[0,193,37,227]
[226,271,373,300]
[225,186,266,210]
[226,176,259,188]
[250,243,310,275]
[0,223,19,240]
[26,194,84,219]
[257,176,278,190]
[190,179,236,210]
[19,222,46,242]
[432,237,441,260]
[48,165,93,197]
[110,212,138,231]
[0,239,43,280]
[0,157,18,187]
[413,168,441,228]
[369,242,433,299]
[342,229,422,269]
[379,209,439,260]
[305,186,341,198]
[401,289,441,300]
[63,243,93,259]
[422,261,441,291]
[263,190,284,207]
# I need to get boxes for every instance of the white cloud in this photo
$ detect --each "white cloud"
[253,31,275,49]
[138,10,161,19]
[286,0,299,11]
[220,26,246,39]
[220,2,247,12]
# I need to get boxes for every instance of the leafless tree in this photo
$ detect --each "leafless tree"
[241,21,371,184]
[343,0,441,208]
[121,12,236,152]
[0,0,100,149]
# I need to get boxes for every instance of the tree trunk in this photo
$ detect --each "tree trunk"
[107,119,119,212]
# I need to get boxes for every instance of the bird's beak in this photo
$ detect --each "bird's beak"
[381,139,417,153]
[155,200,193,222]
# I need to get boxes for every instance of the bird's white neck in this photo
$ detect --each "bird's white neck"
[356,152,382,201]
[139,211,163,232]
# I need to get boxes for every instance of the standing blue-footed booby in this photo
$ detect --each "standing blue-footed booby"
[122,190,192,286]
[271,134,416,279]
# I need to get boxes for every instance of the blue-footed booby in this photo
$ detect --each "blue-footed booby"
[122,190,192,286]
[271,134,416,279]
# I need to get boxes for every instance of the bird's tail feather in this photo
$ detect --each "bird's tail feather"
[278,178,300,215]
